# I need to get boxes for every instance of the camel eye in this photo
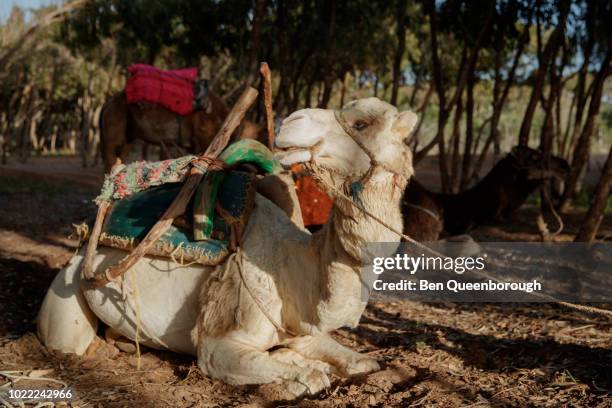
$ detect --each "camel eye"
[353,121,368,131]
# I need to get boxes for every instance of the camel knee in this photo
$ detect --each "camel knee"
[37,256,98,355]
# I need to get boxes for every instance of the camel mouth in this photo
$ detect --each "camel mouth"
[275,148,312,168]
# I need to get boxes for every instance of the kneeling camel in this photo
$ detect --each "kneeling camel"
[38,98,417,395]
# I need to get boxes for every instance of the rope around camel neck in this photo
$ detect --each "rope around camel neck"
[231,249,298,337]
[310,172,612,320]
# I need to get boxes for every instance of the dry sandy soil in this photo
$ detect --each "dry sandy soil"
[0,157,611,407]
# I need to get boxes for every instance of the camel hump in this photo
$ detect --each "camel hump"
[256,172,305,229]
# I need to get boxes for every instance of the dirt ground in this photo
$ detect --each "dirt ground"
[0,157,611,407]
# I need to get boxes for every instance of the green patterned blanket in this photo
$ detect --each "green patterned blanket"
[97,139,280,265]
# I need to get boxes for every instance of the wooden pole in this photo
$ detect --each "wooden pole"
[259,62,275,149]
[81,158,122,281]
[575,145,612,242]
[81,201,110,280]
[90,86,259,287]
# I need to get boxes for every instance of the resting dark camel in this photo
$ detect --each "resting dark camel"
[402,146,570,241]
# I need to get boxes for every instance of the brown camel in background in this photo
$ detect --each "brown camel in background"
[403,146,570,241]
[99,91,261,172]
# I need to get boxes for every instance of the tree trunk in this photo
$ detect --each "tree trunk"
[29,110,42,152]
[450,95,464,193]
[246,0,266,85]
[288,50,313,112]
[470,22,528,181]
[491,40,503,156]
[50,124,58,153]
[415,0,493,171]
[459,69,475,190]
[374,75,379,98]
[575,146,612,242]
[390,0,407,106]
[407,83,433,147]
[339,71,347,108]
[319,79,334,109]
[17,81,35,163]
[273,0,290,113]
[564,50,594,159]
[418,0,451,188]
[304,79,314,108]
[539,65,562,157]
[317,0,337,109]
[563,0,596,158]
[80,94,91,168]
[409,74,421,107]
[517,0,570,146]
[559,50,611,212]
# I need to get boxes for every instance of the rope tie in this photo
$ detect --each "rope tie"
[404,202,441,222]
[333,110,407,186]
[232,249,298,336]
[191,156,226,173]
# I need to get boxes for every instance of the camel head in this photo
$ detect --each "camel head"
[275,98,417,191]
[509,145,570,181]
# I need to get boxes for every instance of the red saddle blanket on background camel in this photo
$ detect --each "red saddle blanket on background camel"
[125,64,198,115]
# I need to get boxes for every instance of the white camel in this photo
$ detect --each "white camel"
[37,97,417,396]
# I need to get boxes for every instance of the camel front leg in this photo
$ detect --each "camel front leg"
[286,335,380,377]
[197,336,330,396]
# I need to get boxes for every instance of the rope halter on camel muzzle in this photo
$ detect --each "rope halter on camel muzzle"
[330,109,408,202]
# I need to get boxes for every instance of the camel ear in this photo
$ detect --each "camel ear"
[392,110,418,140]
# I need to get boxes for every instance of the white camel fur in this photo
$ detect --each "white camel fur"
[37,97,417,395]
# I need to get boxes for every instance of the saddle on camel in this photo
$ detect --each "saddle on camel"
[94,139,280,268]
[100,64,231,172]
[125,64,209,116]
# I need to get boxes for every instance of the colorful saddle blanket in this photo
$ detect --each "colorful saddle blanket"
[125,64,207,116]
[97,140,281,266]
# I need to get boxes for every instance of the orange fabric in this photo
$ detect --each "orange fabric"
[291,164,333,226]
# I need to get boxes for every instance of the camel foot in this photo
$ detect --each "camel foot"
[285,367,331,396]
[286,335,381,378]
[343,356,380,376]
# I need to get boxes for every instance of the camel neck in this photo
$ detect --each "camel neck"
[307,174,405,331]
[329,176,405,260]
